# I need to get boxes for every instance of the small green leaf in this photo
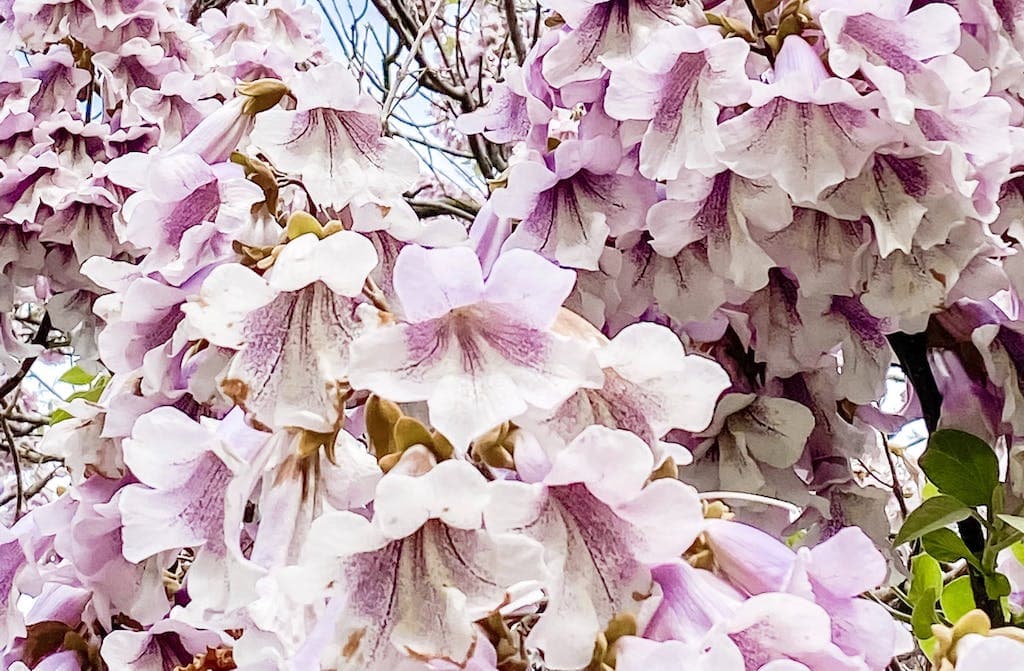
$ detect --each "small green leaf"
[48,409,72,425]
[940,576,976,623]
[921,528,981,570]
[999,514,1024,535]
[919,430,999,507]
[785,529,807,548]
[992,484,1006,518]
[985,572,1012,600]
[912,586,939,639]
[895,495,972,546]
[920,636,940,661]
[922,480,939,500]
[908,554,943,605]
[1012,541,1024,566]
[58,365,95,386]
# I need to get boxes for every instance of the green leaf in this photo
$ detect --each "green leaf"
[908,554,943,606]
[48,409,72,425]
[58,365,95,386]
[922,480,939,500]
[921,528,981,570]
[1012,541,1024,566]
[992,484,1006,518]
[895,495,972,546]
[919,429,999,507]
[985,572,1012,600]
[48,375,109,425]
[912,586,939,639]
[940,576,976,623]
[919,636,939,662]
[998,514,1024,535]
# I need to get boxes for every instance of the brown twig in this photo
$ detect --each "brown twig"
[881,435,909,520]
[503,0,527,65]
[408,197,479,221]
[0,466,58,508]
[1,414,24,520]
[0,312,52,402]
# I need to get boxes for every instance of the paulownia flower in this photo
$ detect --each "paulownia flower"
[520,321,730,460]
[491,137,657,270]
[619,522,899,671]
[31,475,169,626]
[116,407,269,619]
[604,24,750,180]
[183,229,379,433]
[815,0,965,123]
[99,618,227,671]
[818,148,981,257]
[107,151,263,286]
[348,245,604,452]
[281,451,545,670]
[252,62,419,211]
[0,524,29,647]
[485,426,703,669]
[755,208,872,298]
[688,392,815,494]
[539,0,689,87]
[456,63,552,147]
[718,35,896,204]
[646,170,792,292]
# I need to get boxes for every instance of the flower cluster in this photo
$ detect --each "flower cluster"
[0,0,1022,669]
[465,0,1024,546]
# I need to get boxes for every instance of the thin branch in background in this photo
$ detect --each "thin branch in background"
[0,312,52,402]
[502,0,527,65]
[395,130,475,159]
[381,0,449,120]
[0,464,58,508]
[408,198,478,221]
[27,371,63,402]
[856,459,894,490]
[882,435,909,520]
[531,2,542,46]
[317,0,350,54]
[1,413,24,520]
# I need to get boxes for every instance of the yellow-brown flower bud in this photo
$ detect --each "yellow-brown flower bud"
[236,78,290,115]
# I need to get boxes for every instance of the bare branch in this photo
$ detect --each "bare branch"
[0,312,52,402]
[882,435,909,520]
[382,0,447,120]
[394,130,476,159]
[0,465,58,508]
[408,198,479,221]
[503,0,528,65]
[1,413,24,520]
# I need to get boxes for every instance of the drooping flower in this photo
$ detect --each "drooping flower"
[183,229,379,433]
[251,62,419,214]
[486,426,704,669]
[645,170,792,292]
[520,320,730,461]
[279,450,545,670]
[491,137,657,269]
[349,245,604,451]
[717,35,896,204]
[814,0,966,123]
[604,24,750,180]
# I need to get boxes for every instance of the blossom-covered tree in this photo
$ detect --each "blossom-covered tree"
[1,0,1024,668]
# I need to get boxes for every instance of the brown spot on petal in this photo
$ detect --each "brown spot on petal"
[342,628,366,659]
[221,378,249,404]
[173,646,236,671]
